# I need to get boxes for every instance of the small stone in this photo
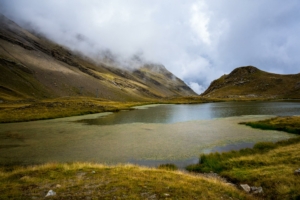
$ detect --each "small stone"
[164,193,170,197]
[149,194,156,199]
[45,190,56,197]
[294,168,300,175]
[251,186,263,194]
[240,184,251,193]
[92,171,96,174]
[56,184,61,188]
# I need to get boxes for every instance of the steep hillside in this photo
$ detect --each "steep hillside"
[0,14,195,102]
[201,66,300,99]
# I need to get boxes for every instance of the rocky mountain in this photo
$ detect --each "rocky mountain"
[0,14,195,102]
[201,66,300,99]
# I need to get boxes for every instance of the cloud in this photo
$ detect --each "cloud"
[1,0,300,93]
[188,82,206,95]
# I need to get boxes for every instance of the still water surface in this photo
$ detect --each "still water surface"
[0,102,300,168]
[79,101,300,125]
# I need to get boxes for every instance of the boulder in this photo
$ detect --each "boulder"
[240,184,251,193]
[251,186,263,194]
[45,190,56,197]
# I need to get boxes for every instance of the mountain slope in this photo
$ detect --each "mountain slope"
[201,66,300,99]
[0,14,195,102]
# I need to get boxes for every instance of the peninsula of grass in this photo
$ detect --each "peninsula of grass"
[187,116,300,199]
[240,116,300,134]
[0,96,224,123]
[0,97,154,123]
[0,163,253,199]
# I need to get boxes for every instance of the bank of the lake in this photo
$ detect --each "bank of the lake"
[0,162,254,200]
[1,102,300,199]
[0,96,216,123]
[187,116,300,199]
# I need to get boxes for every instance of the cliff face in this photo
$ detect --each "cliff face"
[201,66,300,99]
[0,14,196,101]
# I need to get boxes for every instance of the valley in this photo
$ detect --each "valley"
[1,14,300,200]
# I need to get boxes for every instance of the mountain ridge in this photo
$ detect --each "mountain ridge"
[0,14,196,102]
[201,65,300,99]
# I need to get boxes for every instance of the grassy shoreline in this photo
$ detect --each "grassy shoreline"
[187,116,300,199]
[0,162,253,199]
[1,99,300,198]
[240,116,300,134]
[1,96,299,123]
[0,96,218,123]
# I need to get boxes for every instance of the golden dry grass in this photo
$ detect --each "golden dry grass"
[0,97,152,123]
[0,163,253,199]
[188,116,300,199]
[221,142,300,199]
[242,116,300,134]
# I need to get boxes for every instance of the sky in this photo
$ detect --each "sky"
[1,0,300,94]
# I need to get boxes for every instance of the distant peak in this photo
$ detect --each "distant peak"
[226,66,259,79]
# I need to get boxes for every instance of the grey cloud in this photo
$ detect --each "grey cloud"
[1,0,300,94]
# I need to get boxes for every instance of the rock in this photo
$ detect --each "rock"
[56,184,61,188]
[164,193,170,197]
[149,194,157,199]
[92,171,96,174]
[240,184,251,193]
[45,190,56,197]
[251,186,263,194]
[294,168,300,175]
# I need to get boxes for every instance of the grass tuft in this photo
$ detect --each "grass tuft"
[157,163,178,171]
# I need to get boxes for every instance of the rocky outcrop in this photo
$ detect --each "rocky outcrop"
[240,184,263,194]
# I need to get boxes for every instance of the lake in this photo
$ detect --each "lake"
[0,101,299,168]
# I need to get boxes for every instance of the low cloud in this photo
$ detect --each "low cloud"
[1,0,300,93]
[188,82,206,95]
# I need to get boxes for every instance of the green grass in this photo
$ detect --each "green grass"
[0,97,153,123]
[0,96,223,123]
[0,163,253,199]
[157,163,178,171]
[240,116,300,134]
[187,116,300,199]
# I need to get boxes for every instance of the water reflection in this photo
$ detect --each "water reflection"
[77,102,300,125]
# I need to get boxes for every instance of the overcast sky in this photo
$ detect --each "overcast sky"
[1,0,300,94]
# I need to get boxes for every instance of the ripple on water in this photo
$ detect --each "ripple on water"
[0,114,297,167]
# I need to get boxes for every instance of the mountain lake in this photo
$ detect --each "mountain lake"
[1,101,300,168]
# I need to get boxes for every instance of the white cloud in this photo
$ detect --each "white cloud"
[188,82,205,94]
[1,0,300,92]
[189,1,211,45]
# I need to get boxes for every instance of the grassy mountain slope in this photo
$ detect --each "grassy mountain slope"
[0,14,195,102]
[201,66,300,99]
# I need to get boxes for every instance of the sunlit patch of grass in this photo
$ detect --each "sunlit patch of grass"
[0,97,153,123]
[0,162,253,199]
[240,116,300,134]
[187,139,300,199]
[187,116,300,199]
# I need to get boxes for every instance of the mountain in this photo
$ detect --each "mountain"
[201,66,300,99]
[0,14,195,102]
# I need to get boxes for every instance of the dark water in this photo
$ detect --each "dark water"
[78,101,300,125]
